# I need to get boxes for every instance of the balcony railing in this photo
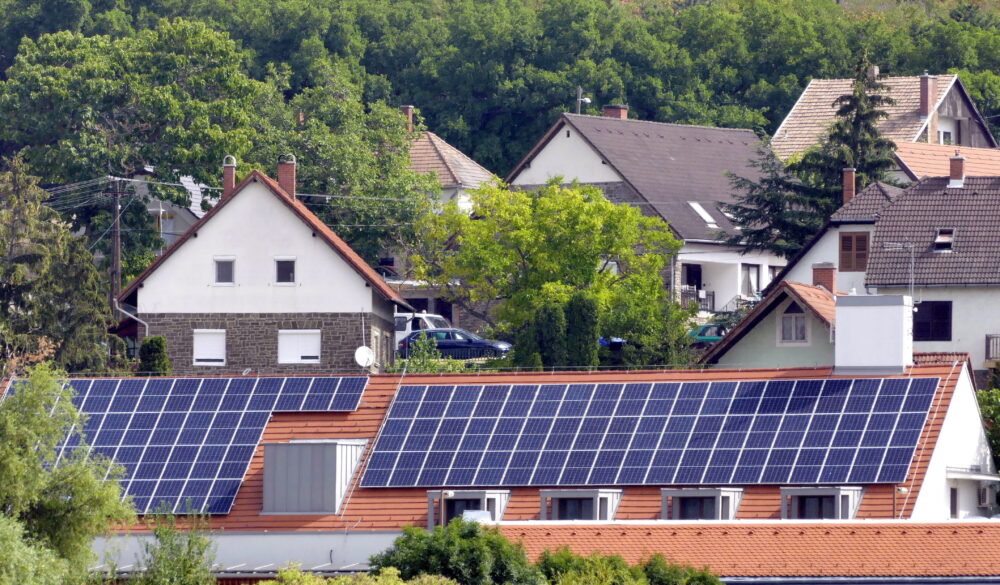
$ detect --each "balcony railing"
[986,334,1000,361]
[680,286,715,312]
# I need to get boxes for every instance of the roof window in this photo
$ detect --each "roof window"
[688,202,719,229]
[934,228,955,252]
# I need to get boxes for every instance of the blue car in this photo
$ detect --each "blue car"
[398,328,512,359]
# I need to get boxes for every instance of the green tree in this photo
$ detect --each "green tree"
[0,156,110,378]
[133,512,215,585]
[538,549,645,585]
[977,385,1000,467]
[535,301,568,369]
[642,555,722,585]
[369,518,544,585]
[411,181,691,367]
[565,292,600,369]
[0,363,134,583]
[138,336,172,377]
[0,515,67,585]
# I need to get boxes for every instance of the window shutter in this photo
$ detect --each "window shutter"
[193,330,226,364]
[278,330,321,363]
[854,234,868,271]
[839,234,854,272]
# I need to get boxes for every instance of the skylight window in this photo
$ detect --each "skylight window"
[934,228,955,252]
[688,201,719,229]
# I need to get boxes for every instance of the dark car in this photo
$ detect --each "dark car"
[398,328,512,359]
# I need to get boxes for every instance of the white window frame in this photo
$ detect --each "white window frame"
[777,301,810,346]
[426,490,510,529]
[192,329,226,366]
[278,329,321,364]
[780,486,863,520]
[661,487,743,520]
[539,489,622,521]
[213,255,236,286]
[274,256,297,286]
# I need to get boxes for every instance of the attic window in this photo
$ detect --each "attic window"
[688,202,719,229]
[934,228,955,252]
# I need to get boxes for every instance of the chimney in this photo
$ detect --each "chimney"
[834,295,913,374]
[812,262,836,293]
[222,155,237,199]
[948,149,965,188]
[842,167,856,205]
[867,64,879,78]
[277,154,296,198]
[400,105,414,132]
[602,104,628,119]
[919,71,935,118]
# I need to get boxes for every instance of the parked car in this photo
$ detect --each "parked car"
[394,312,451,344]
[398,328,512,359]
[688,324,727,349]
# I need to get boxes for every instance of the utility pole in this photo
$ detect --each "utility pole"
[110,179,122,320]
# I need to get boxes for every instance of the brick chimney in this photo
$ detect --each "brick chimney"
[277,154,296,198]
[812,262,836,293]
[400,105,414,132]
[948,149,965,189]
[842,167,856,206]
[222,155,237,200]
[603,104,628,119]
[920,71,936,118]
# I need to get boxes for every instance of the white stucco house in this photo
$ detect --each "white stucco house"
[115,158,410,375]
[506,105,786,314]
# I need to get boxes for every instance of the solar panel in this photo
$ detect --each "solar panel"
[4,376,368,515]
[361,377,939,488]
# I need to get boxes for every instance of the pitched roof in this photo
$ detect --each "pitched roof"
[699,281,839,365]
[507,114,761,241]
[501,523,1000,578]
[119,170,408,307]
[409,131,494,189]
[866,176,1000,286]
[829,180,905,223]
[895,142,1000,180]
[773,74,963,159]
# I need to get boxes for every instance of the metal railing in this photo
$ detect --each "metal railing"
[680,286,716,312]
[986,334,1000,360]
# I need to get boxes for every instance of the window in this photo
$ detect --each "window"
[934,228,955,252]
[768,265,782,282]
[913,301,952,342]
[539,489,621,520]
[278,330,321,364]
[394,317,407,332]
[427,490,510,528]
[192,329,226,366]
[950,487,959,519]
[779,303,808,344]
[661,488,743,520]
[780,487,862,519]
[263,440,366,514]
[214,257,235,285]
[740,264,760,297]
[688,202,719,229]
[940,130,953,145]
[275,258,296,284]
[839,232,869,272]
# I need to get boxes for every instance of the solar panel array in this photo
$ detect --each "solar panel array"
[361,377,939,488]
[19,376,368,515]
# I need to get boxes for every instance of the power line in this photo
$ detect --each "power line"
[89,195,139,251]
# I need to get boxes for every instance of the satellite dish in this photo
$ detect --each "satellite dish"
[354,346,376,368]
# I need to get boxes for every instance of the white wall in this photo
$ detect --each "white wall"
[137,182,374,314]
[876,286,1000,368]
[834,295,913,373]
[510,127,621,185]
[678,242,786,310]
[910,365,996,520]
[713,297,834,368]
[783,225,873,293]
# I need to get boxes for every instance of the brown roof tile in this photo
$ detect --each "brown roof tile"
[896,142,1000,180]
[500,523,1000,578]
[409,131,494,189]
[866,176,1000,286]
[830,181,904,223]
[772,75,956,159]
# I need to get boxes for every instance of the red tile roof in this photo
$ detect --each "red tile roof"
[895,142,1000,180]
[409,131,494,189]
[118,170,407,307]
[500,523,1000,578]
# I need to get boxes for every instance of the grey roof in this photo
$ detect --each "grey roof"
[557,114,761,241]
[867,176,1000,286]
[830,181,905,223]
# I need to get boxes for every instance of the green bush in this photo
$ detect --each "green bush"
[565,292,599,369]
[642,555,722,585]
[538,549,644,585]
[386,333,466,374]
[137,336,171,376]
[134,511,215,585]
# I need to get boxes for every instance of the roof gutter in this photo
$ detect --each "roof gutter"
[113,298,149,338]
[724,577,1000,585]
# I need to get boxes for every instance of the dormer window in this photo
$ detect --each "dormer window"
[779,302,808,345]
[934,229,955,252]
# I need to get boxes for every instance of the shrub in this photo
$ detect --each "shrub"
[565,292,599,368]
[137,336,171,376]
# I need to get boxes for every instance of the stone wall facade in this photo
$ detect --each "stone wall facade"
[138,312,394,376]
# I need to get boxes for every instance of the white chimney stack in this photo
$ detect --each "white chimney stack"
[834,295,913,374]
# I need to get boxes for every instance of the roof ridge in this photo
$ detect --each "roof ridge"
[564,113,758,135]
[423,131,461,186]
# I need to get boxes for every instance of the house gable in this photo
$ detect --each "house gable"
[508,117,622,185]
